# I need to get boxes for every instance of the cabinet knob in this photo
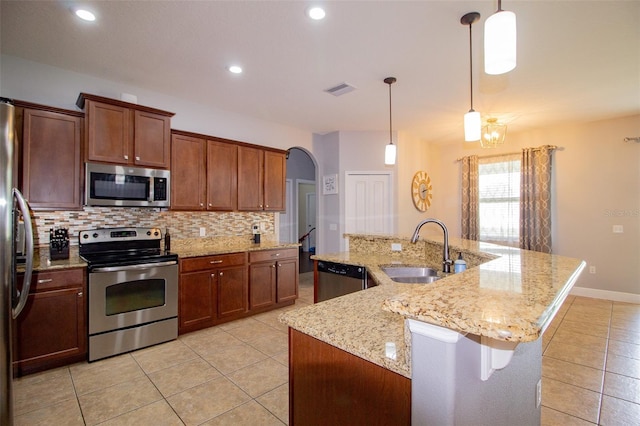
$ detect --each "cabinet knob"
[219,272,224,276]
[259,204,263,208]
[200,203,204,207]
[265,205,269,208]
[271,264,276,268]
[136,156,140,161]
[78,292,83,297]
[277,263,282,267]
[208,203,212,207]
[124,155,129,160]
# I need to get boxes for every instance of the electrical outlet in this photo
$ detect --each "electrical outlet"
[589,266,596,274]
[613,225,624,233]
[199,227,206,237]
[536,379,542,408]
[391,243,402,251]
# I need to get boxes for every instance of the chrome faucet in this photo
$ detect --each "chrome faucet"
[410,218,453,273]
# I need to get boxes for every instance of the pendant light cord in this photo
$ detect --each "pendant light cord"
[468,20,474,112]
[389,81,393,144]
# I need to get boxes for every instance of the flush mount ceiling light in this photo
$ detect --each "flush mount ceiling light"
[384,77,397,166]
[481,118,507,148]
[484,0,517,75]
[461,12,481,142]
[307,6,326,20]
[227,65,243,74]
[74,9,96,21]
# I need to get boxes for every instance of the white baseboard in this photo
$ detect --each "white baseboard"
[570,286,640,304]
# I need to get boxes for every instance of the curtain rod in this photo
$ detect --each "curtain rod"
[455,145,558,162]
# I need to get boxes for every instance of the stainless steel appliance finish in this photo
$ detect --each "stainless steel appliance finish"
[79,227,178,362]
[316,260,370,303]
[85,162,170,207]
[1,98,35,424]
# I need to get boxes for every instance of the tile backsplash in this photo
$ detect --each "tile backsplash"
[32,207,276,247]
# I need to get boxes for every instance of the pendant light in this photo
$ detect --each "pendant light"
[384,77,397,165]
[461,12,481,142]
[481,118,507,148]
[484,0,517,75]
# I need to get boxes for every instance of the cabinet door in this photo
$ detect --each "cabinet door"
[277,257,299,303]
[249,262,276,310]
[86,100,132,164]
[134,110,171,168]
[171,133,206,210]
[179,270,215,334]
[217,265,248,320]
[237,146,263,211]
[207,140,237,211]
[264,150,286,211]
[21,108,82,210]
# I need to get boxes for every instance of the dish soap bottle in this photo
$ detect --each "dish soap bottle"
[454,252,467,273]
[165,228,171,252]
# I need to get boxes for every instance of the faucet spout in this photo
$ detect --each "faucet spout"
[410,218,452,273]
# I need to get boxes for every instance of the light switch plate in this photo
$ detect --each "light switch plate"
[613,225,624,233]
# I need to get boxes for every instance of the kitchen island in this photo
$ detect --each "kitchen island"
[280,233,585,425]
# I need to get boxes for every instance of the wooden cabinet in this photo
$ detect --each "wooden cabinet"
[248,248,298,311]
[170,131,238,211]
[237,146,286,211]
[15,101,83,210]
[77,93,173,168]
[13,268,87,376]
[289,329,411,425]
[179,253,247,334]
[171,132,206,210]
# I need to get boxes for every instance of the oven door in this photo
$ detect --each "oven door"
[88,261,178,335]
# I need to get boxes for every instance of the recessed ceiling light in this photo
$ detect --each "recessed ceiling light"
[75,9,96,22]
[228,65,243,74]
[307,7,326,20]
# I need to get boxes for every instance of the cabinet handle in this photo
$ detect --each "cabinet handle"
[210,260,223,264]
[38,279,53,284]
[271,253,280,257]
[124,155,129,160]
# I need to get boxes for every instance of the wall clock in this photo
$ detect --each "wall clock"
[411,171,432,212]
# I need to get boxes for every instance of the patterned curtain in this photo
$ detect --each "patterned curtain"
[461,155,479,240]
[520,146,554,253]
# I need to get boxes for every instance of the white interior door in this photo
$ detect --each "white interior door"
[345,172,393,235]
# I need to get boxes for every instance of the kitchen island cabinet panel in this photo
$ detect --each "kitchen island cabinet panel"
[13,268,87,376]
[171,133,206,210]
[289,328,411,425]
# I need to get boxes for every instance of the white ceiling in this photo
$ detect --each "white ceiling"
[1,0,639,144]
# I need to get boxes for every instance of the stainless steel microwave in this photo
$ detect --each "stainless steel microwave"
[85,162,170,207]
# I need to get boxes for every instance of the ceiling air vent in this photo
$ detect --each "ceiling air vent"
[324,82,357,97]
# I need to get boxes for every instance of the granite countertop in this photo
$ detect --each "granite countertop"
[280,234,585,378]
[24,238,300,272]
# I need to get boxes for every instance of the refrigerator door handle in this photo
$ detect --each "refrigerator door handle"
[12,188,33,318]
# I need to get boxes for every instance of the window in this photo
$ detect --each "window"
[478,154,520,246]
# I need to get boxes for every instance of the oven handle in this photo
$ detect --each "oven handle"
[91,260,178,273]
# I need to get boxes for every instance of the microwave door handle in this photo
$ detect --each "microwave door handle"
[12,188,33,318]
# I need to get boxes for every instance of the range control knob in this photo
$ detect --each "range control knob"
[82,234,89,239]
[92,233,99,239]
[153,230,159,237]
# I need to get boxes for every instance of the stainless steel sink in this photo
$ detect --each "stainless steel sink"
[381,266,441,284]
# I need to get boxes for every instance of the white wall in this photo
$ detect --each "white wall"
[425,114,640,297]
[0,55,312,151]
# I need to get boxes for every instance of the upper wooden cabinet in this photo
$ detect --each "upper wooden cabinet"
[77,93,174,168]
[15,101,83,210]
[238,146,286,211]
[170,131,239,211]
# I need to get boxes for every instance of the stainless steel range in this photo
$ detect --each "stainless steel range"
[79,227,178,362]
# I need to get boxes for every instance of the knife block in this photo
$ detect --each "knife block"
[49,228,70,260]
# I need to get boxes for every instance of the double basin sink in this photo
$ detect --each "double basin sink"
[381,265,441,284]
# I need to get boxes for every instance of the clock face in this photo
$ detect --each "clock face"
[411,171,432,212]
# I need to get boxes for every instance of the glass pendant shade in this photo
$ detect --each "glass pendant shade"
[385,143,396,165]
[481,118,507,148]
[484,10,517,75]
[464,110,481,142]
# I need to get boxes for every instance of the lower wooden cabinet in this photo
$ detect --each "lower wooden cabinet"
[179,248,299,335]
[289,329,411,425]
[13,268,87,376]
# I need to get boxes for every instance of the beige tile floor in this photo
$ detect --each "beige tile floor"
[12,274,640,425]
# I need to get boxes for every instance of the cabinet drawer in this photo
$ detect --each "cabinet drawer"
[21,268,86,293]
[249,248,298,263]
[181,252,246,273]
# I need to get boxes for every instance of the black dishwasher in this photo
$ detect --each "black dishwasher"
[316,260,371,302]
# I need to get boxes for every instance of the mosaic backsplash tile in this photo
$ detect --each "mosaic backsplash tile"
[31,207,276,247]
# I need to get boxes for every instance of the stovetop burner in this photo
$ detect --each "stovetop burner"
[79,227,177,269]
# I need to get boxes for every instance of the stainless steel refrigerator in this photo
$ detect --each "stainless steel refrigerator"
[1,98,34,424]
